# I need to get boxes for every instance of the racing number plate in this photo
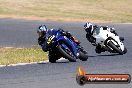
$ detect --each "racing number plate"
[47,35,55,44]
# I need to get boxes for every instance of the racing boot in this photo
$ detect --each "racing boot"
[95,45,106,54]
[95,47,101,54]
[66,31,81,44]
[119,37,124,41]
[72,36,80,45]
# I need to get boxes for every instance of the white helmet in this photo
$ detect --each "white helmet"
[84,22,94,34]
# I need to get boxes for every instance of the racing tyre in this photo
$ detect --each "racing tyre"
[48,51,57,63]
[49,55,56,63]
[57,45,76,62]
[123,47,127,54]
[95,48,101,54]
[79,51,88,61]
[107,41,123,55]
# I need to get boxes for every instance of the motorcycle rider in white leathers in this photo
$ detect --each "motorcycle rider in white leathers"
[84,22,124,53]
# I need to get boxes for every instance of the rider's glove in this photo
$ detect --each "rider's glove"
[111,27,115,30]
[102,26,109,30]
[110,27,115,32]
[66,31,72,38]
[59,29,72,38]
[58,28,67,35]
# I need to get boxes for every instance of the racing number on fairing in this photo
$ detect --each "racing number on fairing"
[47,35,55,44]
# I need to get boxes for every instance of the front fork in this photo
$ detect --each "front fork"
[59,36,79,58]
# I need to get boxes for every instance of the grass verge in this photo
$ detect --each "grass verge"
[0,0,132,22]
[0,47,48,65]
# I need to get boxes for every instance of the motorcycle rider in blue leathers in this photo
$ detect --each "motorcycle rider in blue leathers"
[84,22,124,54]
[37,25,81,52]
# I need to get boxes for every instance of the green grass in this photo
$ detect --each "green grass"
[0,47,48,65]
[0,0,132,22]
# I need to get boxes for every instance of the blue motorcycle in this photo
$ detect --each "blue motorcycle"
[46,31,88,63]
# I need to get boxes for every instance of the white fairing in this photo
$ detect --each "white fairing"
[93,27,125,51]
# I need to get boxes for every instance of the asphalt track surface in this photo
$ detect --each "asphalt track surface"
[0,18,132,88]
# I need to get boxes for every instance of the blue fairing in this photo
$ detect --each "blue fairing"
[55,32,78,58]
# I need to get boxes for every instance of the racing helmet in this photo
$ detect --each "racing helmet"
[37,25,48,37]
[84,22,94,34]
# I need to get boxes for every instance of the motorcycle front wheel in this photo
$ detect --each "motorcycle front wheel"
[123,47,127,54]
[107,41,124,55]
[57,44,76,62]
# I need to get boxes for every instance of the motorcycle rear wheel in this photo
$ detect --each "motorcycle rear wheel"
[48,51,61,63]
[48,54,57,63]
[79,51,88,61]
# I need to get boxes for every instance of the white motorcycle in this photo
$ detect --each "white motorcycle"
[93,27,127,55]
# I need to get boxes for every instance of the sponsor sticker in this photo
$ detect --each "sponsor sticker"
[76,67,131,85]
